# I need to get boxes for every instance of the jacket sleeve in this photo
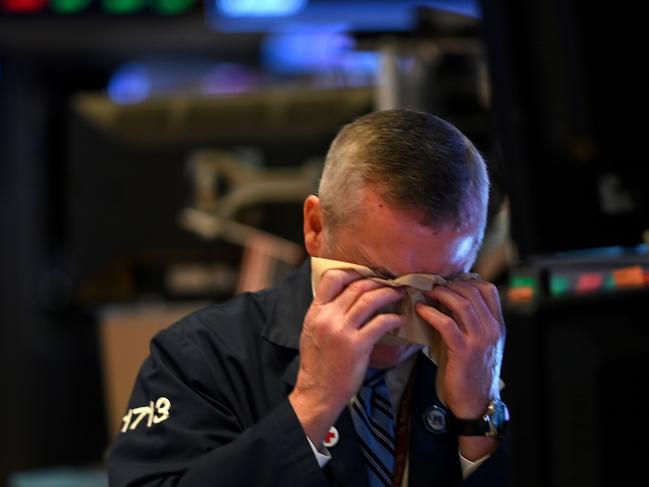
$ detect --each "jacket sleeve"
[106,327,327,487]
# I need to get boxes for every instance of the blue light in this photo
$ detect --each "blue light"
[261,30,380,83]
[218,0,307,17]
[339,51,381,85]
[262,30,352,73]
[107,63,151,105]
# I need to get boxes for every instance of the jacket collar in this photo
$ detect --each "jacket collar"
[261,259,312,351]
[260,260,312,386]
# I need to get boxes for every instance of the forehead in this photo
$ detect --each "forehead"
[329,189,484,277]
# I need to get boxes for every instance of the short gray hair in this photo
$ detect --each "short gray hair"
[319,109,489,235]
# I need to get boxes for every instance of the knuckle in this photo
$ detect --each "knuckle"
[347,280,369,294]
[320,269,340,283]
[356,293,376,309]
[323,268,358,284]
[313,314,329,329]
[458,300,472,314]
[352,335,372,354]
[310,310,335,331]
[467,336,486,354]
[473,278,492,289]
[482,281,498,293]
[466,286,482,301]
[329,325,345,340]
[329,325,352,348]
[341,315,358,329]
[374,313,393,327]
[440,315,455,329]
[483,282,501,300]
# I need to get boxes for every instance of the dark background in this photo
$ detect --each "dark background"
[1,1,647,486]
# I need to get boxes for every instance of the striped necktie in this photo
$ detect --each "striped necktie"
[350,369,396,487]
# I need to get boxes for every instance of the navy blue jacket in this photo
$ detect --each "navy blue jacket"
[107,261,506,486]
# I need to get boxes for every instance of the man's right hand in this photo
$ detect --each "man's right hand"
[288,268,406,446]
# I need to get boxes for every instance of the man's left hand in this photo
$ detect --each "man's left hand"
[415,278,505,420]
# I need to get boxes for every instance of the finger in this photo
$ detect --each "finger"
[357,313,406,346]
[445,280,494,331]
[415,303,463,349]
[425,285,481,335]
[333,278,393,313]
[314,268,365,304]
[469,279,505,323]
[345,286,405,328]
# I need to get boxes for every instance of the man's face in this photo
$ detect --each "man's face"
[305,187,484,368]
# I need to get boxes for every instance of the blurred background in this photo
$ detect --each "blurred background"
[0,1,647,486]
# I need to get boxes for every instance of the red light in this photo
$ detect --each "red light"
[2,0,48,12]
[575,272,604,294]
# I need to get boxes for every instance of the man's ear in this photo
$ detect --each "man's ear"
[303,195,325,257]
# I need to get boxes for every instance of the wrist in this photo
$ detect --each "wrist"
[451,398,490,421]
[289,389,340,446]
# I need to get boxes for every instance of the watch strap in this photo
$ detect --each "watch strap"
[451,399,509,439]
[452,415,492,436]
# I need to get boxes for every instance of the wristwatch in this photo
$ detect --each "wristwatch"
[452,398,510,439]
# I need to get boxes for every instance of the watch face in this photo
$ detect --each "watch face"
[487,398,510,438]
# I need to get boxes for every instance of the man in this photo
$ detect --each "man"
[107,109,508,486]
